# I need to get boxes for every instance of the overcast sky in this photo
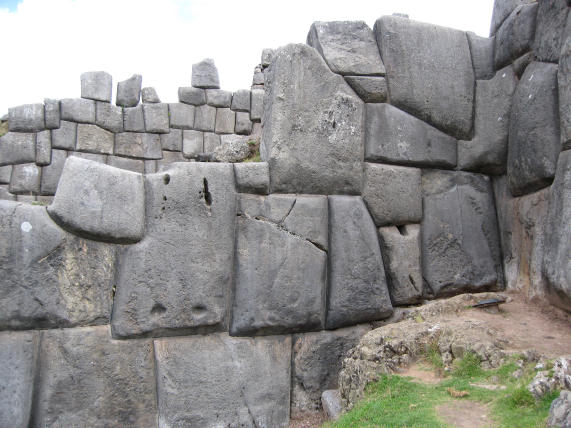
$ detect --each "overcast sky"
[0,0,494,115]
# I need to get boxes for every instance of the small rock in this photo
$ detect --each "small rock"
[528,371,557,399]
[512,368,523,379]
[213,135,251,163]
[141,87,160,103]
[547,390,571,428]
[322,390,342,421]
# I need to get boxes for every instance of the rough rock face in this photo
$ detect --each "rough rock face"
[533,0,570,63]
[233,162,269,194]
[466,32,495,80]
[0,132,36,166]
[154,333,291,428]
[81,71,112,103]
[375,15,474,140]
[191,59,220,89]
[494,4,538,69]
[262,43,364,194]
[344,76,387,103]
[560,29,571,150]
[490,0,536,36]
[548,390,571,427]
[421,171,503,297]
[116,74,142,107]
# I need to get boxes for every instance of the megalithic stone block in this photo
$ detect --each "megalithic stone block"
[76,124,115,155]
[40,149,67,195]
[233,162,270,194]
[141,87,160,103]
[466,32,495,80]
[344,76,388,103]
[115,132,162,159]
[0,132,36,166]
[206,89,232,107]
[231,89,251,112]
[44,98,60,129]
[96,101,123,133]
[494,4,538,69]
[532,0,570,63]
[51,120,76,150]
[143,103,169,133]
[168,103,195,129]
[123,105,145,132]
[8,103,45,132]
[80,71,112,102]
[192,58,220,89]
[9,163,40,194]
[489,0,536,36]
[178,87,206,105]
[60,98,96,124]
[116,74,142,107]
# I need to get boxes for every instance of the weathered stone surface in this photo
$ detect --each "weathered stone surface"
[141,86,160,103]
[0,201,115,329]
[115,132,162,159]
[490,0,536,36]
[192,58,220,89]
[292,325,372,415]
[421,170,503,297]
[0,185,15,200]
[0,132,36,166]
[344,76,387,103]
[533,0,569,63]
[95,101,123,133]
[365,103,457,168]
[80,71,112,102]
[494,4,538,69]
[40,150,67,195]
[35,130,51,166]
[160,128,182,152]
[44,98,60,129]
[51,120,76,150]
[0,165,12,184]
[116,74,142,107]
[203,132,220,153]
[165,103,193,131]
[123,105,145,132]
[206,89,232,107]
[458,65,517,174]
[76,124,114,154]
[9,163,40,194]
[234,162,269,194]
[547,390,571,428]
[322,390,343,421]
[144,160,157,174]
[178,86,206,105]
[60,98,96,123]
[235,111,253,135]
[214,134,251,162]
[307,21,385,76]
[375,16,474,139]
[378,225,423,305]
[513,51,534,78]
[182,130,203,158]
[157,150,187,171]
[261,48,275,67]
[231,89,251,112]
[16,195,35,203]
[154,333,291,428]
[111,163,236,338]
[327,196,392,329]
[362,163,422,226]
[262,44,364,194]
[35,326,156,427]
[250,88,264,121]
[107,155,145,173]
[194,104,216,132]
[69,152,107,164]
[142,103,169,133]
[467,32,496,80]
[8,103,45,132]
[214,107,235,134]
[560,31,571,150]
[48,157,145,243]
[507,62,560,196]
[0,331,38,428]
[543,150,571,311]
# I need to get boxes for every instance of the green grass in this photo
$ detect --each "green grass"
[0,120,8,138]
[242,139,261,162]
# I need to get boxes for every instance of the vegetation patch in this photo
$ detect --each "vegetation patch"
[242,139,261,162]
[0,120,8,138]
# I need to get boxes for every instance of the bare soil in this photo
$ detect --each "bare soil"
[400,362,442,384]
[436,400,493,428]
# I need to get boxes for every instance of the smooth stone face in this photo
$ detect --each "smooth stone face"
[157,151,187,171]
[214,107,236,134]
[76,124,114,155]
[262,44,364,194]
[533,0,570,63]
[490,0,536,36]
[0,132,36,166]
[466,32,496,80]
[421,170,503,297]
[375,16,474,140]
[167,103,194,129]
[307,21,386,76]
[326,196,393,329]
[69,152,107,164]
[194,104,216,132]
[34,132,51,169]
[191,58,220,89]
[362,163,422,227]
[123,105,145,132]
[154,334,291,428]
[458,65,517,175]
[235,111,253,135]
[203,132,220,153]
[0,331,39,428]
[344,76,388,103]
[182,130,203,158]
[9,163,40,194]
[0,201,115,329]
[234,162,270,194]
[9,103,45,132]
[116,74,142,107]
[40,150,67,195]
[365,103,457,168]
[60,98,96,123]
[115,132,162,159]
[231,89,251,112]
[44,98,60,129]
[250,89,264,121]
[206,89,232,107]
[0,185,15,200]
[560,30,571,150]
[142,103,169,133]
[378,224,423,305]
[494,4,538,69]
[95,102,123,133]
[0,165,12,184]
[51,120,76,150]
[80,71,112,102]
[48,157,145,243]
[107,156,145,173]
[34,326,157,428]
[507,62,560,196]
[178,86,206,105]
[141,87,160,103]
[160,128,183,151]
[111,163,236,338]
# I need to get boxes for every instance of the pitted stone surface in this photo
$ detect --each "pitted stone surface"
[168,103,195,129]
[95,102,123,133]
[111,163,236,338]
[0,132,36,166]
[344,76,387,103]
[81,71,112,102]
[494,4,538,69]
[533,0,569,63]
[214,134,250,162]
[116,74,142,107]
[60,98,96,124]
[8,103,45,132]
[115,132,162,159]
[234,162,269,194]
[375,15,474,140]
[204,132,220,153]
[192,58,220,89]
[76,124,114,155]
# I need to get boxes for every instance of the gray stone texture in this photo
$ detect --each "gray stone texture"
[203,132,221,153]
[543,150,571,312]
[0,132,36,166]
[95,101,123,133]
[123,105,145,132]
[467,32,496,80]
[206,89,232,107]
[421,170,503,297]
[80,71,112,102]
[0,165,12,184]
[214,134,251,162]
[167,103,194,129]
[261,48,275,67]
[141,86,160,103]
[362,163,422,227]
[231,89,251,112]
[560,30,571,150]
[326,196,393,329]
[40,149,67,195]
[48,156,145,243]
[458,65,517,175]
[8,103,45,132]
[533,0,570,63]
[76,124,115,155]
[9,163,40,194]
[262,44,364,194]
[69,152,107,164]
[344,76,388,103]
[34,326,157,428]
[548,390,571,428]
[234,162,270,194]
[154,334,291,428]
[44,98,60,129]
[0,331,38,428]
[214,107,235,134]
[507,62,560,196]
[0,201,115,329]
[35,130,51,166]
[513,51,534,78]
[60,98,96,124]
[191,58,220,89]
[144,160,157,174]
[116,74,142,107]
[494,4,538,69]
[157,150,187,171]
[182,130,203,158]
[365,103,457,168]
[115,132,162,159]
[111,163,236,338]
[375,16,475,140]
[378,224,423,305]
[160,128,183,151]
[107,155,145,173]
[307,21,386,76]
[490,0,536,36]
[16,195,35,203]
[143,103,169,133]
[250,88,264,121]
[0,185,15,201]
[178,86,206,105]
[194,104,216,132]
[51,120,76,150]
[235,111,253,135]
[322,390,343,421]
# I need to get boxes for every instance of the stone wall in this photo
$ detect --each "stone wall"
[0,1,570,426]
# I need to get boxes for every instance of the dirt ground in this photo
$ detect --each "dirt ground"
[436,400,493,428]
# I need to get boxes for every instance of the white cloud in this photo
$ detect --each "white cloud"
[0,0,494,115]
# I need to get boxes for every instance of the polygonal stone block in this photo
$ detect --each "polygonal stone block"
[0,165,12,184]
[160,128,183,152]
[96,101,123,133]
[35,130,51,166]
[489,0,536,36]
[494,4,538,69]
[107,155,145,173]
[143,103,169,133]
[194,104,216,132]
[206,89,232,107]
[234,162,269,194]
[40,149,67,195]
[44,98,60,129]
[560,29,571,150]
[344,76,388,103]
[76,124,115,155]
[203,132,220,153]
[0,132,36,166]
[51,120,76,150]
[80,71,112,102]
[214,108,235,134]
[141,87,160,103]
[235,111,252,135]
[60,98,96,124]
[191,58,220,89]
[8,103,45,132]
[466,32,495,80]
[116,74,142,107]
[532,0,569,63]
[168,103,194,129]
[9,163,40,194]
[123,105,145,132]
[250,89,264,121]
[231,89,251,112]
[178,87,206,105]
[114,132,161,159]
[182,130,203,158]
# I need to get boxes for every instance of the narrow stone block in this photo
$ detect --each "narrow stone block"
[60,98,96,124]
[80,71,112,102]
[182,130,203,158]
[35,130,51,166]
[168,103,195,129]
[69,152,107,164]
[0,132,36,166]
[40,149,67,195]
[466,32,495,80]
[96,102,123,133]
[44,98,60,129]
[494,4,538,69]
[203,132,220,153]
[0,165,12,184]
[250,89,264,121]
[9,103,45,132]
[51,120,76,150]
[344,76,388,103]
[235,111,253,135]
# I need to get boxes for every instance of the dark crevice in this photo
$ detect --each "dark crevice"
[151,303,167,315]
[397,225,408,236]
[280,198,297,225]
[163,174,170,185]
[203,178,212,207]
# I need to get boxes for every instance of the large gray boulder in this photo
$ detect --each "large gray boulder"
[230,194,327,336]
[543,150,571,312]
[80,71,112,102]
[116,74,142,107]
[0,331,38,428]
[48,157,145,243]
[34,326,157,427]
[547,390,571,428]
[191,58,220,89]
[458,65,517,174]
[8,103,45,132]
[490,0,537,36]
[306,21,386,76]
[533,0,570,63]
[262,43,364,194]
[374,16,474,140]
[421,171,504,297]
[466,32,496,80]
[365,103,457,168]
[507,62,560,196]
[494,4,538,69]
[327,196,393,329]
[560,29,571,150]
[154,333,291,428]
[111,163,236,338]
[76,124,114,154]
[0,201,115,329]
[0,132,36,166]
[60,98,96,123]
